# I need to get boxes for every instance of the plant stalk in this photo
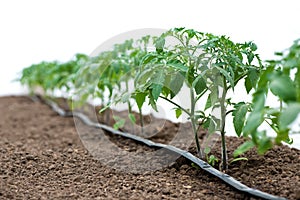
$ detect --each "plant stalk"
[126,80,135,133]
[220,79,228,171]
[190,88,203,158]
[138,108,144,135]
[159,95,191,116]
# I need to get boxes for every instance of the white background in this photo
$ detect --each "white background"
[0,0,299,148]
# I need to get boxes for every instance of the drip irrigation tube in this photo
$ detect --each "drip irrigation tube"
[33,96,287,200]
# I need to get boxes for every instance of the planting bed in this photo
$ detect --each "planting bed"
[0,96,300,200]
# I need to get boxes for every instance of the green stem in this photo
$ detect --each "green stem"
[279,100,283,112]
[126,81,135,133]
[139,108,144,135]
[190,88,203,158]
[220,79,228,171]
[159,95,191,116]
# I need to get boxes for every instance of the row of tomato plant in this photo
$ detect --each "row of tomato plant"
[19,28,300,170]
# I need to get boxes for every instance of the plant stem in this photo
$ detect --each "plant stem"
[139,108,144,135]
[126,81,135,133]
[220,79,228,171]
[159,95,191,116]
[279,100,283,112]
[190,88,203,158]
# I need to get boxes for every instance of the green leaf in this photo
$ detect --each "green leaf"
[279,103,300,129]
[215,66,234,89]
[175,108,182,118]
[209,87,219,107]
[155,37,165,53]
[208,155,218,166]
[250,42,257,51]
[170,72,185,98]
[204,94,212,110]
[113,116,125,130]
[142,54,157,64]
[167,62,188,72]
[257,137,273,155]
[151,84,163,101]
[243,111,264,135]
[202,118,211,129]
[233,140,255,157]
[192,75,207,95]
[247,52,254,64]
[295,67,300,101]
[204,147,211,154]
[148,92,158,112]
[252,90,266,111]
[128,113,136,124]
[208,117,216,134]
[275,129,290,144]
[245,76,252,94]
[270,75,296,102]
[135,92,147,110]
[151,70,165,100]
[245,69,259,93]
[233,103,249,137]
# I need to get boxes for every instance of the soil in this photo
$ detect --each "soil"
[0,96,299,200]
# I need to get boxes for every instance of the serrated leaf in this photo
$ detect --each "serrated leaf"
[151,70,165,100]
[135,92,147,110]
[170,72,185,98]
[233,140,255,157]
[192,75,207,95]
[151,84,163,101]
[243,111,264,135]
[270,75,296,102]
[135,68,155,86]
[245,69,259,93]
[233,103,249,137]
[215,66,234,89]
[279,103,300,129]
[245,76,252,94]
[175,108,182,118]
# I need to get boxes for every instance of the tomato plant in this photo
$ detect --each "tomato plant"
[20,53,88,95]
[235,39,300,156]
[127,28,262,170]
[74,36,154,133]
[19,28,299,172]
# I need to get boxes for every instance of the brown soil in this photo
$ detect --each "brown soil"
[0,96,299,199]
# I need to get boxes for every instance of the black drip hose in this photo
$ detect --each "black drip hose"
[32,96,287,200]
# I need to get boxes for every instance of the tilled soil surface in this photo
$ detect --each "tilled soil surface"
[0,96,299,200]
